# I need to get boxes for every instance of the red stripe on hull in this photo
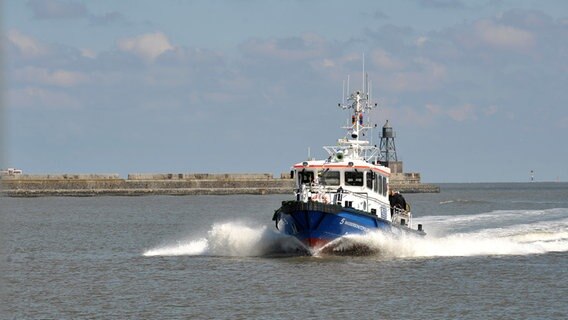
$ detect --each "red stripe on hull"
[305,238,331,249]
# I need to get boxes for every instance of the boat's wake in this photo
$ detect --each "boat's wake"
[143,208,568,258]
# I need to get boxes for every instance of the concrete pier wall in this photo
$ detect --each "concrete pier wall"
[1,173,294,197]
[1,172,439,197]
[390,172,440,193]
[127,173,274,181]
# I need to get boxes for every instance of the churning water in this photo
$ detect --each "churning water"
[2,183,567,319]
[142,207,567,258]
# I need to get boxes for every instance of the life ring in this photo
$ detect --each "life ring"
[313,193,330,204]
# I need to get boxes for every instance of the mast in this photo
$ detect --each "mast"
[326,63,379,162]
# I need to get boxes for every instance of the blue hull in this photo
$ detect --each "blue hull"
[273,201,424,250]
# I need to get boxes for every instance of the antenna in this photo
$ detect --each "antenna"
[342,80,345,104]
[347,75,350,98]
[362,53,365,94]
[369,79,372,107]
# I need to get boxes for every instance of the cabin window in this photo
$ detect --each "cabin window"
[298,170,314,184]
[382,176,388,196]
[320,170,340,186]
[374,173,379,192]
[378,175,383,195]
[366,171,373,190]
[345,171,364,186]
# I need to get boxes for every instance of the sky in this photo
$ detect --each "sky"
[1,0,567,183]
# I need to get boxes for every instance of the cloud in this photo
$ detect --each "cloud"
[447,104,477,121]
[370,48,405,70]
[418,0,466,9]
[89,11,129,26]
[80,48,97,59]
[382,58,447,92]
[117,32,174,62]
[27,0,130,26]
[425,9,553,63]
[416,36,429,47]
[365,24,415,53]
[372,10,389,20]
[4,4,566,181]
[13,67,88,87]
[498,9,555,30]
[425,103,443,115]
[240,33,327,61]
[483,105,498,116]
[8,87,81,109]
[27,0,88,20]
[446,104,499,121]
[6,29,48,58]
[4,9,560,129]
[474,19,535,50]
[391,103,499,127]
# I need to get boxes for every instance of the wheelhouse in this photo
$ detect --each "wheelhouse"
[293,162,389,196]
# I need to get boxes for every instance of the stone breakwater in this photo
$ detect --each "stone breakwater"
[1,173,295,197]
[1,173,439,197]
[389,173,440,193]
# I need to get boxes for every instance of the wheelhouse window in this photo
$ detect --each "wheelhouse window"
[320,170,340,186]
[366,171,373,190]
[382,175,387,196]
[374,173,379,192]
[345,171,364,186]
[298,170,314,184]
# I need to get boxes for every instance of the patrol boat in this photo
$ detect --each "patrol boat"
[272,76,425,254]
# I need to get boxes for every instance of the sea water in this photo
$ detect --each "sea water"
[1,183,567,319]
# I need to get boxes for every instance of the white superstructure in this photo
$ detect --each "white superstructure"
[291,79,413,227]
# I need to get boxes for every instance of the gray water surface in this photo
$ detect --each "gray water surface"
[2,183,567,319]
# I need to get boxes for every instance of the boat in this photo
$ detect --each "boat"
[272,74,425,254]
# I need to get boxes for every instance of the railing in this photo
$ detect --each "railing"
[296,183,414,228]
[297,184,388,215]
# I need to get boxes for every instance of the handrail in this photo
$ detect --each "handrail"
[298,183,391,217]
[313,186,378,212]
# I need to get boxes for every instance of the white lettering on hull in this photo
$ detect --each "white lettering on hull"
[339,218,370,232]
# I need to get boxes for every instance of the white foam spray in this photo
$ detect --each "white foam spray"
[143,222,303,257]
[335,208,568,258]
[143,208,568,258]
[143,238,209,257]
